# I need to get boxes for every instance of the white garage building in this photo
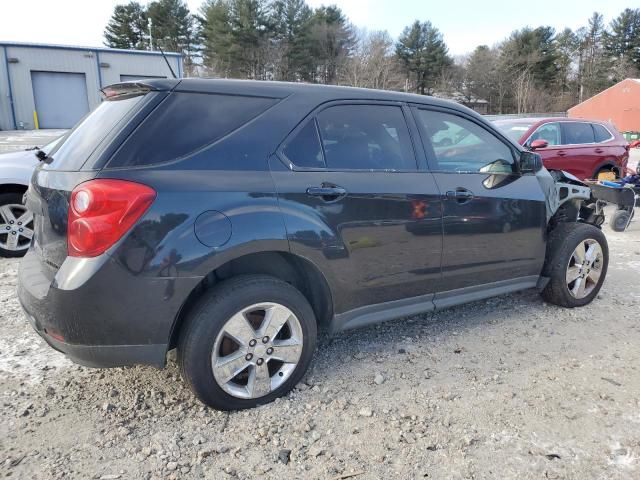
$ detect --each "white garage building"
[0,42,183,130]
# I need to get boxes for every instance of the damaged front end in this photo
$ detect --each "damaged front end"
[536,169,603,228]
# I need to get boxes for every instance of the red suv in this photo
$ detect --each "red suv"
[494,117,629,180]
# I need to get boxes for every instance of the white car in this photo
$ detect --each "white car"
[0,137,62,257]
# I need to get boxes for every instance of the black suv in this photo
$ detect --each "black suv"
[18,79,608,410]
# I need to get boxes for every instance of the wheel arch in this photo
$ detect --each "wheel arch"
[593,159,621,178]
[168,250,334,350]
[0,183,29,195]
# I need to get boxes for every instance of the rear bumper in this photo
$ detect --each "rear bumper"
[21,306,166,367]
[18,248,202,368]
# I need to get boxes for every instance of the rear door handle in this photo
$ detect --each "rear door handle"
[306,184,347,201]
[446,189,474,203]
[594,148,604,154]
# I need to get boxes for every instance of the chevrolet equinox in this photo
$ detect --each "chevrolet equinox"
[18,79,608,410]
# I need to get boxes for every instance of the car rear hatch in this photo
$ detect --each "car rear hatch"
[25,82,172,272]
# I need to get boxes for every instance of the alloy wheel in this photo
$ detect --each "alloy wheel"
[0,204,34,252]
[566,238,603,299]
[211,302,303,399]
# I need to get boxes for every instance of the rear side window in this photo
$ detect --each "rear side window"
[109,92,277,167]
[316,105,417,171]
[593,124,612,142]
[563,122,595,145]
[282,121,325,169]
[44,94,145,170]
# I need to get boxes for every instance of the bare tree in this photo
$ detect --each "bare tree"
[343,29,402,90]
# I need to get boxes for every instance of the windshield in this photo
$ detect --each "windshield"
[43,94,146,170]
[493,120,534,143]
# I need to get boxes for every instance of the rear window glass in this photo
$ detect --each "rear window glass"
[282,121,325,169]
[593,124,612,142]
[44,95,144,170]
[563,122,595,145]
[109,92,277,167]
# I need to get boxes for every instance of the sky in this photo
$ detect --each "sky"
[0,0,635,56]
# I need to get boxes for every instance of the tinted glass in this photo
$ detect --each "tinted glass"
[416,109,515,174]
[110,92,277,167]
[593,124,612,142]
[44,94,145,170]
[316,105,416,171]
[530,123,561,146]
[563,122,595,145]
[494,120,534,142]
[283,121,325,168]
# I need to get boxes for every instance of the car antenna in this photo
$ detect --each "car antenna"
[158,46,178,79]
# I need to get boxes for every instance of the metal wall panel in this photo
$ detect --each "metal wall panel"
[0,43,183,130]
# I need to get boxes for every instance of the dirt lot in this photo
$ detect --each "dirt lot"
[0,140,639,479]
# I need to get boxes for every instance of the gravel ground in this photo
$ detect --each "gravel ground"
[0,215,639,480]
[0,142,638,479]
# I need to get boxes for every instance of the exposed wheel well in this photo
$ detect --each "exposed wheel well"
[0,184,28,195]
[594,163,620,178]
[168,251,333,349]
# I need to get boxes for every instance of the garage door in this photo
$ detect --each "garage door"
[31,71,90,129]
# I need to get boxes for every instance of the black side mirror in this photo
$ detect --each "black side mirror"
[520,151,543,174]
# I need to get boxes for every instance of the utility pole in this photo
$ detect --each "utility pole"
[148,18,153,51]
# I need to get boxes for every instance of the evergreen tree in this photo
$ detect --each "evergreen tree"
[148,0,200,75]
[200,0,234,76]
[577,12,611,101]
[604,8,640,77]
[396,20,452,95]
[104,1,149,50]
[270,0,314,81]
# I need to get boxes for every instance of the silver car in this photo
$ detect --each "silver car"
[0,137,61,257]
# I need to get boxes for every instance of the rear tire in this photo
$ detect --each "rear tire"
[541,223,608,308]
[178,275,317,410]
[610,209,633,232]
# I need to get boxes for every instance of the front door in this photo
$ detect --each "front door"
[412,106,547,295]
[270,102,443,315]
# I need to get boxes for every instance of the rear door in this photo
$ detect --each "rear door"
[270,102,443,314]
[412,106,546,297]
[558,121,598,179]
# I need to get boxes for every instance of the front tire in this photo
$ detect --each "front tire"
[178,275,317,410]
[610,209,633,232]
[541,223,608,308]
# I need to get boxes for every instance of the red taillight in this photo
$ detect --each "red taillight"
[68,179,156,257]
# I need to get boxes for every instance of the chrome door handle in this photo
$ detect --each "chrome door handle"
[446,189,474,203]
[306,184,347,201]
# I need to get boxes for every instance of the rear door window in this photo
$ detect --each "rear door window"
[563,122,595,145]
[282,121,325,169]
[109,92,278,167]
[592,124,613,143]
[315,105,417,171]
[44,94,145,170]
